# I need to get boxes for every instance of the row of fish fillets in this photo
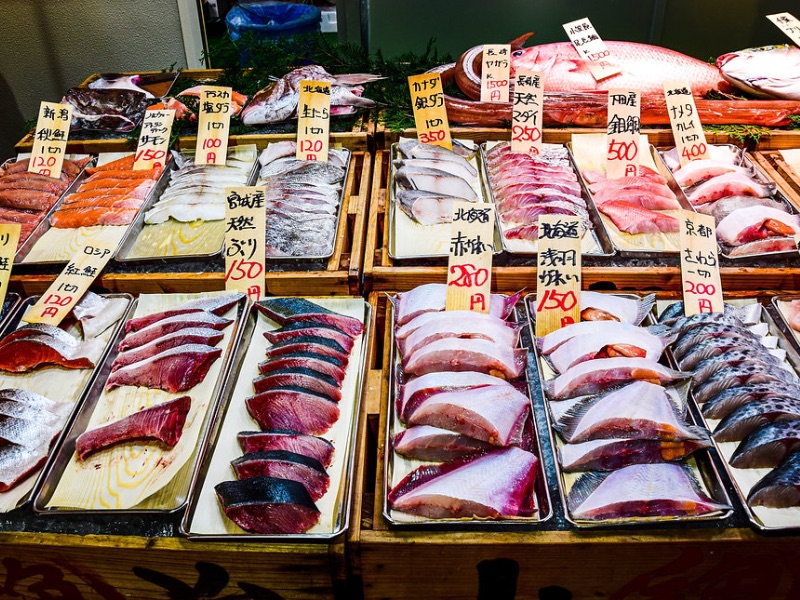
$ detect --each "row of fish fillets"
[658,302,800,515]
[215,298,364,535]
[387,283,541,521]
[71,293,242,462]
[48,154,161,229]
[664,145,800,256]
[256,142,348,258]
[394,141,481,225]
[0,156,90,245]
[537,293,729,522]
[485,142,591,242]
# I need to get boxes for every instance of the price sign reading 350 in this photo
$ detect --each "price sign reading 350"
[679,210,723,316]
[224,186,266,301]
[408,72,453,150]
[606,89,641,179]
[511,69,544,155]
[296,80,331,162]
[28,101,72,179]
[195,86,232,166]
[134,108,175,171]
[535,215,582,337]
[445,201,495,312]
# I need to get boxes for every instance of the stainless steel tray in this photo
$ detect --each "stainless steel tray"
[33,292,248,515]
[181,297,371,541]
[480,141,615,258]
[383,297,554,528]
[387,141,503,262]
[0,292,21,330]
[526,293,733,529]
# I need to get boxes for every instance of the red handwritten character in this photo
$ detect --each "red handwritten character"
[41,306,59,318]
[490,90,501,101]
[469,293,486,312]
[205,152,216,164]
[246,285,262,300]
[624,164,637,177]
[697,298,713,313]
[537,289,578,312]
[560,315,576,327]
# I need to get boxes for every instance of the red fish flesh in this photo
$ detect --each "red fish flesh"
[105,344,222,392]
[75,395,191,460]
[110,327,224,371]
[118,312,233,351]
[393,425,495,462]
[124,292,244,332]
[246,387,340,436]
[388,446,538,519]
[715,206,800,246]
[0,335,97,372]
[215,476,320,534]
[598,200,679,234]
[237,430,334,468]
[559,438,711,472]
[395,284,519,326]
[402,337,527,379]
[592,188,681,211]
[264,337,350,366]
[231,450,330,501]
[263,321,355,353]
[252,367,341,402]
[255,298,364,338]
[257,353,346,386]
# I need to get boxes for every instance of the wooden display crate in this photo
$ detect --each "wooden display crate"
[9,151,372,297]
[363,150,800,293]
[753,150,800,200]
[348,291,800,600]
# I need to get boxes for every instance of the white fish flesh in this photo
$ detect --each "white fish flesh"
[672,159,753,187]
[72,292,128,338]
[394,283,518,326]
[694,195,787,223]
[580,291,655,325]
[398,311,520,358]
[395,189,466,225]
[395,166,478,202]
[537,319,661,355]
[393,425,494,462]
[717,45,800,100]
[144,202,224,224]
[715,205,800,246]
[397,141,475,170]
[402,337,526,379]
[393,158,476,181]
[686,172,775,205]
[662,144,742,171]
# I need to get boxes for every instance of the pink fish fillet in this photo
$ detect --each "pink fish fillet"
[402,337,527,379]
[393,425,495,462]
[687,172,774,205]
[105,344,222,392]
[546,327,668,374]
[397,310,520,357]
[395,284,519,326]
[715,206,800,245]
[582,166,667,185]
[592,188,681,211]
[598,200,679,234]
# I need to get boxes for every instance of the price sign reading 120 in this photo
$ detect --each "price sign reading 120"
[408,72,453,150]
[133,108,175,171]
[445,201,495,312]
[679,210,723,316]
[195,86,232,166]
[224,186,266,301]
[296,80,331,162]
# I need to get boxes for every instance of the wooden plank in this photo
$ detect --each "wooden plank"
[347,150,373,295]
[753,151,800,203]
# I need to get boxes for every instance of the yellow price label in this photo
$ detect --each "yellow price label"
[0,224,21,311]
[606,89,641,179]
[535,215,582,337]
[296,80,331,162]
[196,86,232,166]
[481,44,511,103]
[134,108,175,171]
[679,210,723,316]
[28,101,72,179]
[408,72,452,150]
[224,186,266,301]
[445,201,494,312]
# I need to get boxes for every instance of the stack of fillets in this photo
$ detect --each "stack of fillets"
[663,145,800,257]
[393,141,480,225]
[256,142,348,258]
[539,293,728,521]
[215,298,364,534]
[485,142,590,241]
[387,283,541,520]
[658,301,800,511]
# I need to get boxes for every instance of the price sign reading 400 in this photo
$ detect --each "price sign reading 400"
[224,186,266,301]
[408,72,453,150]
[134,108,175,171]
[196,86,232,166]
[535,215,582,337]
[445,201,495,313]
[606,89,641,179]
[679,210,723,316]
[511,69,544,156]
[481,44,511,103]
[28,101,72,179]
[663,81,709,166]
[296,80,331,163]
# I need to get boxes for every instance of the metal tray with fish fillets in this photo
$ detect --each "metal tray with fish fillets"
[526,294,734,529]
[0,292,134,513]
[480,141,615,258]
[383,297,554,529]
[181,297,371,541]
[33,292,248,515]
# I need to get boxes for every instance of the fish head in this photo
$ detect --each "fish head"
[717,45,800,100]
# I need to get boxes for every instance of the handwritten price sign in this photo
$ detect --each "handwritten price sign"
[679,210,723,316]
[134,108,175,171]
[768,12,800,46]
[535,215,582,337]
[0,224,20,310]
[664,81,709,166]
[445,201,495,312]
[196,86,232,166]
[224,186,266,301]
[481,44,511,103]
[511,69,544,155]
[563,17,621,81]
[296,80,331,162]
[606,89,641,179]
[28,101,72,179]
[408,72,453,150]
[23,229,126,326]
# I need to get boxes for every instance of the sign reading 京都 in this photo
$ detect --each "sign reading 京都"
[296,80,331,162]
[0,224,21,310]
[23,229,126,327]
[679,210,723,316]
[445,201,495,312]
[767,12,800,46]
[28,101,73,179]
[664,81,710,166]
[511,69,545,155]
[224,186,267,301]
[535,215,582,337]
[195,86,232,166]
[563,17,621,81]
[408,72,453,150]
[606,89,641,179]
[481,44,511,103]
[133,108,175,171]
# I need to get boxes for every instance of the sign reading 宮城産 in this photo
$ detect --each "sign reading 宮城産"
[224,186,266,301]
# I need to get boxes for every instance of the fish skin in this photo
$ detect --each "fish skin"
[237,430,334,468]
[257,354,345,387]
[679,336,776,371]
[394,158,476,181]
[111,327,224,371]
[559,437,711,472]
[537,319,665,355]
[0,414,60,448]
[398,141,475,168]
[88,75,154,98]
[75,395,191,460]
[716,206,800,246]
[691,349,782,386]
[255,298,363,338]
[713,398,800,442]
[264,336,350,365]
[693,363,797,405]
[246,386,340,436]
[118,312,233,351]
[702,382,800,421]
[402,337,526,379]
[393,425,494,462]
[686,172,775,205]
[747,451,800,508]
[672,322,763,361]
[395,189,464,225]
[105,344,222,392]
[252,367,341,402]
[580,291,655,326]
[597,199,680,234]
[394,284,518,326]
[0,389,71,417]
[694,195,786,224]
[730,421,800,469]
[395,166,478,202]
[264,321,354,353]
[62,87,149,132]
[231,450,330,501]
[717,45,800,100]
[0,443,50,492]
[124,293,244,332]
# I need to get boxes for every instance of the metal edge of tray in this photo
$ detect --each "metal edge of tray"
[13,155,97,265]
[6,293,136,511]
[0,293,22,332]
[770,295,800,356]
[386,141,503,262]
[381,297,554,529]
[255,147,353,263]
[32,292,249,515]
[180,297,372,541]
[479,141,615,258]
[524,294,734,529]
[114,150,260,264]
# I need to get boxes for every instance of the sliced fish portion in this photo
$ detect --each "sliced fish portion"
[748,452,800,508]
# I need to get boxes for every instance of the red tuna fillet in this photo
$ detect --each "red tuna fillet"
[118,312,233,351]
[388,446,538,519]
[393,425,495,462]
[231,450,330,500]
[402,337,526,379]
[105,344,222,392]
[263,321,355,353]
[75,395,191,460]
[246,386,340,436]
[263,336,350,366]
[215,476,321,534]
[255,298,364,338]
[252,367,341,402]
[111,328,225,371]
[257,352,346,386]
[238,430,335,468]
[124,292,245,332]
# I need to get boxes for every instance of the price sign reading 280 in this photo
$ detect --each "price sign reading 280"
[408,72,453,150]
[445,201,495,312]
[196,86,232,166]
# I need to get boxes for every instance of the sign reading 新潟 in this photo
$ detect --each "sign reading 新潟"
[28,101,73,179]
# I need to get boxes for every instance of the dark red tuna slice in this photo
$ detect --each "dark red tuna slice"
[255,298,364,338]
[75,395,191,460]
[237,430,335,468]
[231,450,330,500]
[264,336,349,365]
[252,367,341,402]
[124,292,244,332]
[111,327,224,371]
[257,353,346,386]
[246,386,340,436]
[215,476,321,534]
[118,313,233,351]
[264,321,354,353]
[105,344,222,392]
